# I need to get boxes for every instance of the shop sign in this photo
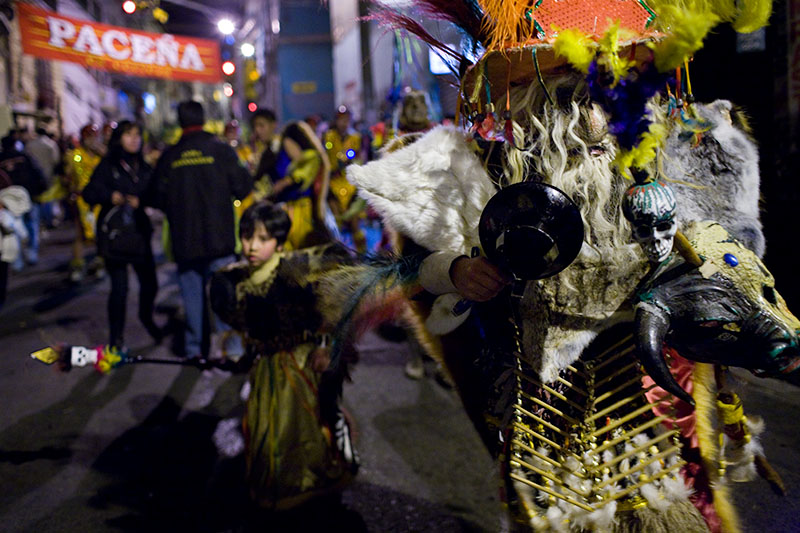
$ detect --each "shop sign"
[17,2,221,83]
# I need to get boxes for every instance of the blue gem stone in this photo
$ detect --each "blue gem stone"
[723,253,738,267]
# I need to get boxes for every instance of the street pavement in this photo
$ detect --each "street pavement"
[0,224,798,532]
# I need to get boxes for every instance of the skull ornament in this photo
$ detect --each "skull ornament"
[70,346,99,367]
[622,180,678,263]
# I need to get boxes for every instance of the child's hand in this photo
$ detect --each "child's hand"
[310,346,331,373]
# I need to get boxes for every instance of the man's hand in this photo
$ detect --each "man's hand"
[111,191,124,205]
[126,195,140,209]
[450,256,511,302]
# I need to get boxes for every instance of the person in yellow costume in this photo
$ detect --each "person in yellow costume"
[224,120,257,253]
[65,124,105,281]
[268,121,332,251]
[323,107,366,251]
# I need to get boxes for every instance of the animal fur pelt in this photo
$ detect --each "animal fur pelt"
[346,126,498,256]
[662,100,765,257]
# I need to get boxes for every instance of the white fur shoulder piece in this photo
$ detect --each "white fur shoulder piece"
[347,126,497,254]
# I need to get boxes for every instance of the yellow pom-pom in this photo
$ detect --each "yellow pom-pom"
[553,29,595,73]
[732,0,771,33]
[614,123,668,175]
[653,5,719,72]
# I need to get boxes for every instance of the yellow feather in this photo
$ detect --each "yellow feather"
[732,0,772,33]
[598,23,636,83]
[614,123,667,174]
[553,29,595,73]
[652,5,719,72]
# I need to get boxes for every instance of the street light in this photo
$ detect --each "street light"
[240,43,255,58]
[217,18,235,35]
[122,0,136,14]
[221,61,236,76]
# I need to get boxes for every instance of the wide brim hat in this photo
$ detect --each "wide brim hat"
[461,0,660,105]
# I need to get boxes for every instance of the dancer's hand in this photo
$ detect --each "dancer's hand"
[310,346,331,373]
[450,256,511,302]
[111,191,124,205]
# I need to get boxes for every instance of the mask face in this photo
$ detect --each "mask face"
[623,180,678,263]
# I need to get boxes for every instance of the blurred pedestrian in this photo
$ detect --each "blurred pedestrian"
[151,100,252,360]
[0,185,31,309]
[82,121,162,349]
[65,124,105,281]
[0,131,47,270]
[25,123,60,251]
[250,108,278,199]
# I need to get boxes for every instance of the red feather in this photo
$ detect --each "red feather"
[412,0,486,44]
[364,8,465,64]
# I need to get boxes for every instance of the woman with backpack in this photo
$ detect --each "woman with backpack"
[83,121,162,349]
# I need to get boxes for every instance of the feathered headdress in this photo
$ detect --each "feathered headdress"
[366,0,772,173]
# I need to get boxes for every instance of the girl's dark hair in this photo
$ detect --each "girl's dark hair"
[240,201,291,246]
[281,122,315,151]
[107,120,143,163]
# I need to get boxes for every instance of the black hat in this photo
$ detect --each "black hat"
[479,181,583,280]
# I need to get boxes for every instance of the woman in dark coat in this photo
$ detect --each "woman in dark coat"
[82,121,161,349]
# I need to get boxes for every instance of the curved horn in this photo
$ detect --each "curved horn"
[673,230,703,267]
[634,303,695,407]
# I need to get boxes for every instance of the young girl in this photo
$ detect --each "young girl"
[210,201,357,510]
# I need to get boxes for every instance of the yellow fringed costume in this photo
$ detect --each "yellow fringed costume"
[65,146,101,241]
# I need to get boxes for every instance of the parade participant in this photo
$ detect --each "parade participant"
[250,108,279,199]
[224,119,256,253]
[0,185,31,309]
[65,123,105,282]
[151,100,252,360]
[323,107,365,251]
[210,201,358,509]
[224,120,253,169]
[0,131,47,270]
[268,121,332,250]
[82,120,162,349]
[24,124,60,260]
[337,1,795,531]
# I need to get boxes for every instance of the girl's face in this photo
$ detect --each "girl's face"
[121,127,142,154]
[241,222,279,266]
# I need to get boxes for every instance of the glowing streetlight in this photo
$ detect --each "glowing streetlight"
[122,0,136,14]
[248,102,258,112]
[223,83,234,97]
[221,61,236,76]
[240,43,255,58]
[217,18,235,35]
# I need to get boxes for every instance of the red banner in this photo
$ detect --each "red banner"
[17,2,221,83]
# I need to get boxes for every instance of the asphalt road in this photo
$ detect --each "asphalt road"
[0,224,798,532]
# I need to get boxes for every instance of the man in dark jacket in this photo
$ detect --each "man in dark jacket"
[152,101,253,359]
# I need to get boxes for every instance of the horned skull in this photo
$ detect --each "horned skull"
[623,180,678,263]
